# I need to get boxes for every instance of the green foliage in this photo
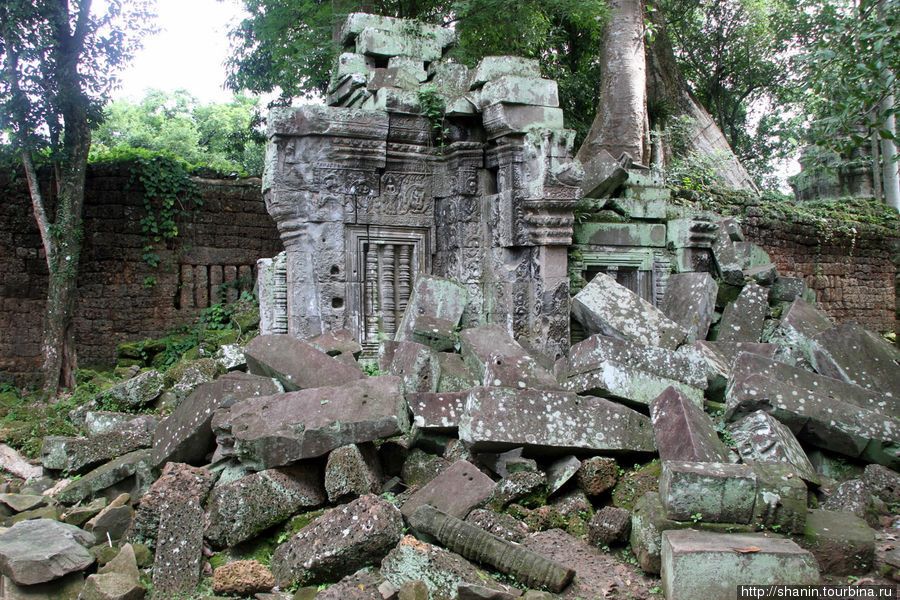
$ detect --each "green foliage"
[417,86,449,152]
[91,90,266,175]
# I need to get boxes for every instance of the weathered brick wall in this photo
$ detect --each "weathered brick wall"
[0,162,282,380]
[742,207,899,334]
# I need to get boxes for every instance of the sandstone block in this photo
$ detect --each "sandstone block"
[717,282,769,343]
[325,443,382,503]
[244,334,365,391]
[727,410,818,484]
[0,519,94,585]
[401,459,494,519]
[801,509,875,575]
[659,460,757,523]
[660,272,718,342]
[650,387,729,463]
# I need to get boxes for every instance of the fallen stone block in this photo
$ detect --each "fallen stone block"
[661,529,819,600]
[270,494,403,588]
[409,505,575,592]
[769,297,833,362]
[341,13,456,49]
[821,479,879,527]
[630,492,756,574]
[588,506,631,547]
[564,359,704,408]
[80,543,145,600]
[212,559,275,597]
[725,354,900,469]
[152,496,204,600]
[650,386,730,463]
[716,282,768,343]
[483,351,563,391]
[522,528,660,599]
[660,272,718,343]
[83,412,159,438]
[129,462,215,548]
[308,328,363,359]
[801,508,875,575]
[152,370,281,468]
[810,322,900,398]
[55,449,153,506]
[381,341,441,394]
[566,334,708,389]
[0,445,42,481]
[0,519,94,585]
[0,571,84,599]
[576,456,619,496]
[863,464,900,504]
[464,509,530,543]
[459,387,655,454]
[396,276,467,344]
[409,315,457,352]
[244,334,365,391]
[407,391,469,433]
[459,325,559,390]
[95,370,164,410]
[470,56,541,86]
[381,535,510,600]
[206,464,326,548]
[311,567,386,600]
[42,427,152,475]
[659,460,757,523]
[400,459,494,520]
[572,273,687,349]
[770,276,806,302]
[727,410,818,484]
[751,462,808,534]
[325,443,382,503]
[477,75,558,108]
[86,494,133,545]
[211,375,409,470]
[487,471,546,511]
[0,494,46,515]
[436,353,479,392]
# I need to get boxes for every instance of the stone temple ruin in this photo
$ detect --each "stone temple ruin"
[0,12,899,600]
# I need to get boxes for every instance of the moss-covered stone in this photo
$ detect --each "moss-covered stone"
[612,460,661,511]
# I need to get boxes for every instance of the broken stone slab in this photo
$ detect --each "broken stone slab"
[650,387,730,463]
[129,462,215,548]
[487,471,546,511]
[41,426,152,474]
[800,508,875,576]
[660,272,718,343]
[381,341,441,394]
[751,462,808,534]
[244,334,365,391]
[212,559,275,597]
[409,505,575,593]
[395,276,467,344]
[660,530,819,600]
[659,460,757,523]
[459,387,655,454]
[212,375,409,471]
[0,445,42,481]
[545,455,581,496]
[470,56,542,87]
[355,26,445,62]
[588,506,631,547]
[727,410,819,484]
[307,329,363,362]
[400,459,495,520]
[770,276,806,302]
[478,447,537,479]
[458,325,560,390]
[716,282,769,343]
[270,494,403,588]
[810,322,900,398]
[563,359,704,409]
[863,464,900,504]
[85,494,133,544]
[565,334,709,389]
[407,391,469,432]
[629,492,756,575]
[769,297,833,358]
[713,237,772,286]
[151,495,204,600]
[152,371,282,468]
[0,519,94,585]
[54,449,153,506]
[0,571,85,599]
[725,353,900,468]
[476,75,559,109]
[325,443,382,503]
[457,583,520,600]
[380,535,510,600]
[206,464,325,548]
[820,479,879,527]
[481,103,565,139]
[571,272,687,350]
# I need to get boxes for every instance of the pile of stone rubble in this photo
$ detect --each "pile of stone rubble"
[0,235,897,600]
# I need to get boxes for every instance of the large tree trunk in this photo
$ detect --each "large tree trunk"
[577,0,649,165]
[644,1,758,193]
[877,0,899,211]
